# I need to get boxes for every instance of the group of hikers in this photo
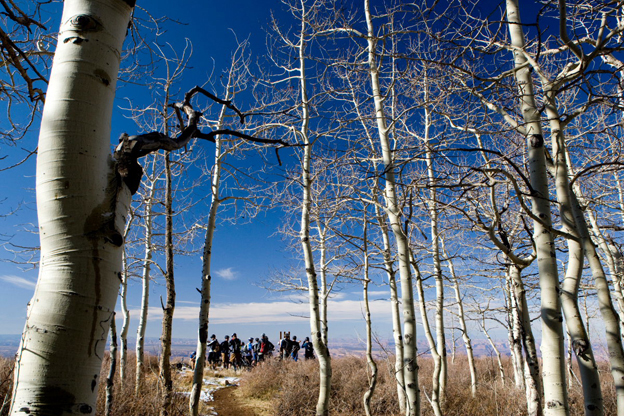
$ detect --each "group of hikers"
[190,332,315,370]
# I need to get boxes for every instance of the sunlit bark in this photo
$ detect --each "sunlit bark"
[10,1,135,413]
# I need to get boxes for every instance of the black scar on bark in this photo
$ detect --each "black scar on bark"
[530,134,544,148]
[115,133,144,195]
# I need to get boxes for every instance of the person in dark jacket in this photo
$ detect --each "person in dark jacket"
[220,335,230,369]
[229,333,243,370]
[302,337,314,360]
[290,336,301,362]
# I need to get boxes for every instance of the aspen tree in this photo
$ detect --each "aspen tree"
[363,1,420,413]
[441,238,476,398]
[118,212,134,388]
[361,210,378,416]
[135,157,157,395]
[10,1,136,413]
[346,70,406,411]
[189,42,250,415]
[506,1,568,413]
[104,316,117,416]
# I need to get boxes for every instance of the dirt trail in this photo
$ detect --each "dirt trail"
[211,386,263,416]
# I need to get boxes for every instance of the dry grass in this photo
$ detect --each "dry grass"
[0,356,13,415]
[0,353,207,416]
[238,355,618,416]
[0,352,618,415]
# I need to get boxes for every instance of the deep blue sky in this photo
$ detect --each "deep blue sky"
[0,0,407,347]
[0,0,572,352]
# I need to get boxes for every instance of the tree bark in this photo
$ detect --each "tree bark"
[362,220,378,416]
[412,252,442,416]
[364,2,420,413]
[442,239,476,397]
[295,3,331,414]
[189,100,228,416]
[506,1,568,413]
[158,152,176,416]
[134,158,157,395]
[10,1,135,414]
[375,201,406,413]
[105,316,117,416]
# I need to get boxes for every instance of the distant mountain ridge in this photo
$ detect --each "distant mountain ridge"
[0,334,512,358]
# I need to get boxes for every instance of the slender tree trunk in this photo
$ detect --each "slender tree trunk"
[317,226,330,346]
[507,277,525,390]
[296,4,331,414]
[119,250,130,388]
[105,316,118,416]
[543,87,603,416]
[480,317,505,385]
[506,1,568,413]
[364,2,419,413]
[412,251,442,416]
[569,190,624,414]
[587,211,624,336]
[135,166,156,396]
[375,201,406,413]
[424,94,446,408]
[159,152,176,416]
[10,1,135,414]
[509,265,543,416]
[441,240,476,397]
[362,221,378,416]
[189,103,227,415]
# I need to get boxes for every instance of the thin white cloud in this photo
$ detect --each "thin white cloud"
[367,291,389,297]
[129,298,393,325]
[214,267,238,281]
[0,275,36,290]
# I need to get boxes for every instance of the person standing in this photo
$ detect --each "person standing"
[244,337,254,367]
[220,335,230,369]
[207,334,219,370]
[229,333,243,370]
[290,336,301,362]
[280,333,291,360]
[302,337,314,360]
[252,337,261,364]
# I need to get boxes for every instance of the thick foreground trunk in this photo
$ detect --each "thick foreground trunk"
[10,1,134,414]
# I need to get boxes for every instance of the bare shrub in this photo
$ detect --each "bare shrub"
[238,354,618,416]
[95,352,201,416]
[0,356,14,416]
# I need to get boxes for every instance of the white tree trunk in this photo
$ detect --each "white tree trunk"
[362,221,378,416]
[159,152,176,416]
[317,226,330,346]
[412,253,442,416]
[10,1,134,414]
[105,315,117,416]
[569,189,624,414]
[118,210,134,390]
[364,2,420,413]
[506,277,525,390]
[545,104,603,415]
[424,97,446,408]
[189,100,228,415]
[135,165,156,396]
[509,266,543,416]
[480,317,505,385]
[441,239,476,397]
[375,202,406,412]
[296,4,331,414]
[506,1,568,413]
